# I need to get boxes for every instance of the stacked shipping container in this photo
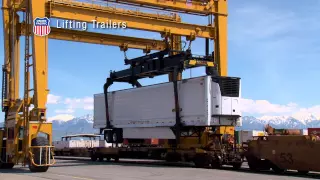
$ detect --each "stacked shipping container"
[235,129,310,144]
[308,128,320,136]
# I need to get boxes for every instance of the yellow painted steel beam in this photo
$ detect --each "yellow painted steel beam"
[2,0,20,102]
[19,24,167,51]
[13,14,20,101]
[48,0,215,39]
[14,0,25,9]
[103,0,223,16]
[29,0,49,112]
[2,0,11,104]
[214,0,227,76]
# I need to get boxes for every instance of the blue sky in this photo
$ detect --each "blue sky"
[0,0,320,123]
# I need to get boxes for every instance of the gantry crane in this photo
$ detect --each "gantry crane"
[0,0,228,172]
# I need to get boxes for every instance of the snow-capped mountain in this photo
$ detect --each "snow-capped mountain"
[1,114,320,140]
[239,115,320,131]
[51,114,98,140]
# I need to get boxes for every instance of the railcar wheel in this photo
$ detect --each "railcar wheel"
[271,165,286,174]
[297,170,309,175]
[193,154,212,168]
[0,162,14,169]
[232,162,242,170]
[165,152,180,162]
[28,137,50,172]
[91,155,97,161]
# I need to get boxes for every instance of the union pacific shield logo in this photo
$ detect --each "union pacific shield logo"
[33,17,51,36]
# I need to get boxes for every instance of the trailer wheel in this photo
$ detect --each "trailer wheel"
[104,130,113,143]
[29,137,50,172]
[98,157,104,162]
[112,129,123,143]
[114,157,119,162]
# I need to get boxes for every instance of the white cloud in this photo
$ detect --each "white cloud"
[47,94,61,104]
[54,109,75,114]
[292,106,320,120]
[63,96,93,110]
[240,98,298,114]
[240,98,320,120]
[48,114,75,122]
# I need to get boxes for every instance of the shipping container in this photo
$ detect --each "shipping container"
[308,128,320,136]
[236,130,266,144]
[93,76,242,139]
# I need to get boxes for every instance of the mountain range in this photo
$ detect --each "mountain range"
[1,114,319,141]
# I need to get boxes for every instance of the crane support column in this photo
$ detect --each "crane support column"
[2,0,11,107]
[29,0,49,119]
[13,13,20,101]
[214,0,228,76]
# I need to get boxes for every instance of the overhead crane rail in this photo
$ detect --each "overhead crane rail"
[46,0,215,39]
[19,24,167,51]
[102,0,226,16]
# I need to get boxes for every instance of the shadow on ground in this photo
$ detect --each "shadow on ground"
[50,157,320,179]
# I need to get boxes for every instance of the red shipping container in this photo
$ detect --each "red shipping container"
[151,138,159,145]
[308,128,320,136]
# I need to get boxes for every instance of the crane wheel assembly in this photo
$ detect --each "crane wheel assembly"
[28,137,51,172]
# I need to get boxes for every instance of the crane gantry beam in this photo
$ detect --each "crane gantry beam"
[102,0,224,16]
[19,24,167,51]
[47,0,215,39]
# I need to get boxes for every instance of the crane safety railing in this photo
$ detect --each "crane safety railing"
[29,146,56,166]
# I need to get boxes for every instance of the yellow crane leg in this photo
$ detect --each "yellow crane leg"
[2,0,11,105]
[29,0,49,115]
[22,0,54,172]
[48,0,215,39]
[214,0,228,76]
[13,13,20,101]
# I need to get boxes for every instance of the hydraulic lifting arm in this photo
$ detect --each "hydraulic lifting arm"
[103,0,228,75]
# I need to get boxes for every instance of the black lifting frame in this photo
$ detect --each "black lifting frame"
[102,48,218,146]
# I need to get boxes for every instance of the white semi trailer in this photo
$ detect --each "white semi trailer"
[89,50,244,168]
[93,75,241,141]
